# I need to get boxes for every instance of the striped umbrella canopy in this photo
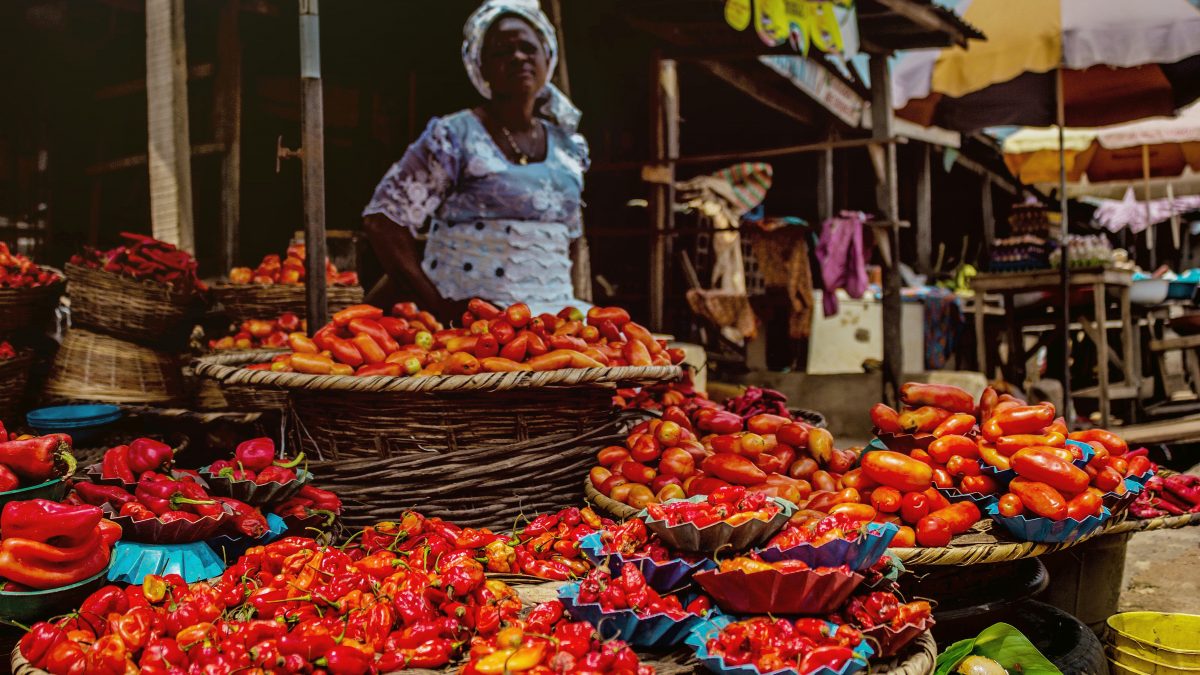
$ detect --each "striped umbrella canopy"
[893,0,1200,131]
[1002,102,1200,185]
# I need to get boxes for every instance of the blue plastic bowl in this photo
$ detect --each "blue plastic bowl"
[27,404,122,443]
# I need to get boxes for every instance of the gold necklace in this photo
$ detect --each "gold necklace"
[500,124,539,165]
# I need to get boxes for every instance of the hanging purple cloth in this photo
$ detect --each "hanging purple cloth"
[816,211,871,316]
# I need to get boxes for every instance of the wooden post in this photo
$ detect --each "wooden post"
[648,55,678,332]
[915,143,932,275]
[869,53,902,405]
[299,0,328,330]
[145,0,195,253]
[544,0,571,96]
[981,174,994,254]
[817,145,834,223]
[214,0,242,272]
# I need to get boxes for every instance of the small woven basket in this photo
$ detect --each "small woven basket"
[210,283,363,322]
[65,263,194,345]
[43,328,184,405]
[0,269,63,337]
[0,350,34,421]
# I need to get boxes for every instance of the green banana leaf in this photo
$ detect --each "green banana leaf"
[935,623,1062,675]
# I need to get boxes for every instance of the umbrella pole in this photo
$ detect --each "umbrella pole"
[1143,144,1155,269]
[1057,66,1073,427]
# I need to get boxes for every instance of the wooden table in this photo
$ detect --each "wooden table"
[971,268,1137,426]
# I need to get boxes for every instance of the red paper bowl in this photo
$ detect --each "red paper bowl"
[693,565,863,615]
[861,615,934,658]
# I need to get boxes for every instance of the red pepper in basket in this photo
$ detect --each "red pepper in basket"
[19,622,69,670]
[135,473,217,516]
[234,437,304,472]
[74,482,136,507]
[101,445,135,483]
[257,465,298,484]
[214,497,268,538]
[297,484,342,512]
[128,437,173,474]
[0,435,76,482]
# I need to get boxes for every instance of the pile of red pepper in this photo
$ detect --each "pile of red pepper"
[598,518,694,563]
[576,562,710,620]
[0,341,14,360]
[0,499,121,591]
[20,532,528,674]
[267,298,685,378]
[703,617,867,674]
[723,386,792,419]
[228,243,358,287]
[613,370,716,412]
[72,471,268,538]
[833,591,932,631]
[0,241,60,289]
[1131,473,1200,517]
[273,485,343,531]
[767,512,881,551]
[206,437,306,486]
[208,312,303,351]
[357,506,612,581]
[0,425,77,493]
[96,437,174,484]
[69,232,205,294]
[645,486,781,528]
[460,603,655,675]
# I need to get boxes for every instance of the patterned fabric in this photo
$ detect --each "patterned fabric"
[461,0,581,134]
[363,110,590,315]
[922,288,964,370]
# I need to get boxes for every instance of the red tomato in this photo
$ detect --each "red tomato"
[900,492,930,524]
[915,516,953,547]
[861,451,934,492]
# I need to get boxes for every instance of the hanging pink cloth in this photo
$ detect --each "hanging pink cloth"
[816,211,871,316]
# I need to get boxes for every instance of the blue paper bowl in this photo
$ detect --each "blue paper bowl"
[558,582,712,648]
[757,521,898,571]
[985,504,1111,544]
[686,615,874,675]
[109,540,226,584]
[27,404,122,442]
[936,485,1000,510]
[1129,469,1156,486]
[1102,478,1144,516]
[207,513,287,562]
[1064,440,1095,469]
[579,532,716,592]
[980,441,1092,487]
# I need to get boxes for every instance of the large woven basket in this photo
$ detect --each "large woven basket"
[195,351,677,528]
[43,328,184,405]
[65,263,193,345]
[0,269,63,337]
[0,349,34,421]
[210,283,363,322]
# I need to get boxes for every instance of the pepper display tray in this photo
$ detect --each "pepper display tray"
[0,561,113,622]
[686,615,874,675]
[936,485,1000,510]
[558,582,712,648]
[206,513,287,562]
[985,504,1111,544]
[200,467,311,506]
[108,540,225,584]
[693,565,863,615]
[85,465,209,491]
[861,616,934,658]
[757,522,898,572]
[578,532,716,592]
[1102,478,1144,517]
[639,496,795,554]
[0,478,69,511]
[103,503,233,544]
[1064,440,1095,469]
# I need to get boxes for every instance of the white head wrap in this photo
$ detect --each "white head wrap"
[462,0,582,133]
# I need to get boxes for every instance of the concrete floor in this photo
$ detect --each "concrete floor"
[1119,464,1200,615]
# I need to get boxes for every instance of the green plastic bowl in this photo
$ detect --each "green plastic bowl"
[0,561,113,622]
[0,478,69,510]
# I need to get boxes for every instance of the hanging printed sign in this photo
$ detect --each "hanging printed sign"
[726,0,859,58]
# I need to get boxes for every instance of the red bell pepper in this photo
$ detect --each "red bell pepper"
[74,482,136,507]
[128,437,174,474]
[0,435,76,482]
[101,445,135,483]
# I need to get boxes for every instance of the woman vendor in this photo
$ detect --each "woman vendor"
[362,0,590,318]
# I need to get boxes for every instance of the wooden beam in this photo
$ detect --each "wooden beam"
[544,0,571,96]
[591,136,902,173]
[96,63,213,101]
[915,143,932,275]
[941,147,1018,194]
[648,56,678,332]
[215,0,242,273]
[870,53,903,406]
[818,145,834,223]
[981,174,995,257]
[868,0,975,48]
[85,142,225,176]
[145,0,195,253]
[698,60,815,126]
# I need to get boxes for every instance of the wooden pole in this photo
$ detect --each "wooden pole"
[545,0,571,96]
[648,55,678,332]
[981,175,994,257]
[215,0,242,272]
[299,0,328,330]
[869,53,902,405]
[1056,66,1072,424]
[145,0,194,253]
[915,143,932,275]
[817,145,834,223]
[1143,144,1155,269]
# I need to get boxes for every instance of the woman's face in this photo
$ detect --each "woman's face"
[480,16,548,100]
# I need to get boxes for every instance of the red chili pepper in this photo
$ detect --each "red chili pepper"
[101,445,135,483]
[74,482,136,507]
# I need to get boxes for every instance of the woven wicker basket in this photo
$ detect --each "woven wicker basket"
[210,283,363,322]
[195,351,676,529]
[65,263,194,345]
[0,349,34,421]
[43,328,184,405]
[0,269,63,338]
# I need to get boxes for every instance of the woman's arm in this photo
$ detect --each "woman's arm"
[362,214,450,314]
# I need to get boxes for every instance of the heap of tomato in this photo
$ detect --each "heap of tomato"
[227,244,358,287]
[208,313,303,351]
[0,242,60,289]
